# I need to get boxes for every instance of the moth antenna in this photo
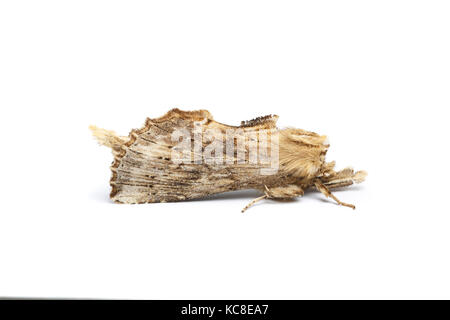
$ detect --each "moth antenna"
[352,170,367,183]
[321,168,367,189]
[241,195,267,213]
[314,181,356,209]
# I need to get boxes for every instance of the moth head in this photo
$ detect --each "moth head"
[278,128,329,179]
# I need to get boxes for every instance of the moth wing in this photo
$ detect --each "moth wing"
[109,109,279,204]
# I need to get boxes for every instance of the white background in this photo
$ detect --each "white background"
[0,1,449,299]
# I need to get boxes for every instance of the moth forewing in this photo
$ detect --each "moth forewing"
[203,128,224,166]
[171,127,192,165]
[225,128,246,165]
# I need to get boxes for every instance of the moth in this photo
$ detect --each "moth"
[90,108,366,212]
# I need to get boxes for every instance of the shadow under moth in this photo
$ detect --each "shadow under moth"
[90,109,366,212]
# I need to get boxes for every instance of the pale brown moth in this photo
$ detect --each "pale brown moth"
[90,109,366,212]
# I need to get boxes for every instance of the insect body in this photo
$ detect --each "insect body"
[90,109,366,212]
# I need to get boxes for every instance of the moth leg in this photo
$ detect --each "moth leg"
[241,195,268,213]
[241,184,304,213]
[264,184,304,199]
[314,181,355,209]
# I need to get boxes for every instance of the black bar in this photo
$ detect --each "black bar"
[0,300,447,318]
